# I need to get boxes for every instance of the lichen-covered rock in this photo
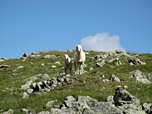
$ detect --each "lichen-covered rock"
[142,103,152,114]
[110,74,120,82]
[1,109,14,114]
[133,70,151,84]
[129,57,146,65]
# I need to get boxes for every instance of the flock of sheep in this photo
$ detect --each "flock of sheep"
[64,45,86,75]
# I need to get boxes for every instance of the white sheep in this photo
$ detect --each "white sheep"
[64,54,72,75]
[74,45,86,74]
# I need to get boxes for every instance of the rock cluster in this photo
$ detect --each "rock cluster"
[0,58,8,62]
[22,74,72,98]
[130,70,151,84]
[21,52,58,60]
[129,57,146,65]
[1,109,14,114]
[35,86,150,114]
[102,74,121,83]
[95,49,146,68]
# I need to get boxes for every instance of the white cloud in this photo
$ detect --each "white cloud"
[80,33,124,51]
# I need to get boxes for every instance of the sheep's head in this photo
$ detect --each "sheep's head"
[76,45,82,53]
[64,54,69,59]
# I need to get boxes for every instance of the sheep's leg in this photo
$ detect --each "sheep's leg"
[78,63,80,74]
[74,62,77,74]
[80,63,83,74]
[70,65,72,74]
[64,67,67,75]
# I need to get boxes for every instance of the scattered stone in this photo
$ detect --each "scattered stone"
[51,65,56,68]
[0,58,8,62]
[107,58,119,63]
[21,84,30,90]
[129,57,146,65]
[1,109,14,114]
[42,55,57,59]
[102,75,105,78]
[31,52,37,55]
[115,61,122,66]
[142,103,152,114]
[96,60,105,67]
[0,65,11,68]
[21,108,29,114]
[124,85,128,89]
[41,74,50,79]
[40,63,45,67]
[133,70,151,84]
[107,96,114,104]
[17,66,24,70]
[89,67,94,71]
[27,110,36,114]
[29,55,41,59]
[29,77,38,82]
[54,61,61,65]
[103,79,110,82]
[45,100,57,108]
[8,73,17,77]
[114,86,140,106]
[37,111,50,114]
[110,74,120,82]
[22,92,29,98]
[27,89,33,94]
[101,87,105,91]
[22,53,28,57]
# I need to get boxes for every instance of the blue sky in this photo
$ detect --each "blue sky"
[0,0,152,58]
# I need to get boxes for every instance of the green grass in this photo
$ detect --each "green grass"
[0,50,152,113]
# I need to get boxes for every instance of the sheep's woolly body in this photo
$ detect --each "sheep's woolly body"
[74,45,86,74]
[64,54,72,74]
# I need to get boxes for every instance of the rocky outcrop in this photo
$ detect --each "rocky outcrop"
[113,86,146,114]
[0,65,11,68]
[0,58,8,62]
[142,103,152,114]
[42,55,57,59]
[1,109,14,114]
[35,86,150,114]
[21,74,72,97]
[29,55,41,59]
[129,57,146,65]
[95,50,146,68]
[130,70,151,84]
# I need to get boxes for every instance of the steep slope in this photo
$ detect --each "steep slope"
[0,50,152,113]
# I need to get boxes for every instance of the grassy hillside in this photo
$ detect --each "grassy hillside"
[0,50,152,113]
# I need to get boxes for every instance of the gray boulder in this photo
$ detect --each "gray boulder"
[0,58,8,62]
[114,86,140,106]
[22,52,28,57]
[110,74,120,82]
[0,65,11,68]
[45,100,57,108]
[42,55,57,59]
[29,55,41,59]
[113,86,146,114]
[96,60,105,67]
[22,92,29,98]
[37,111,50,114]
[133,70,151,84]
[129,57,146,65]
[41,74,50,79]
[103,79,110,82]
[142,103,152,114]
[1,109,14,114]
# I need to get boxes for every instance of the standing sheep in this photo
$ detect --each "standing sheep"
[74,45,86,74]
[64,54,72,75]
